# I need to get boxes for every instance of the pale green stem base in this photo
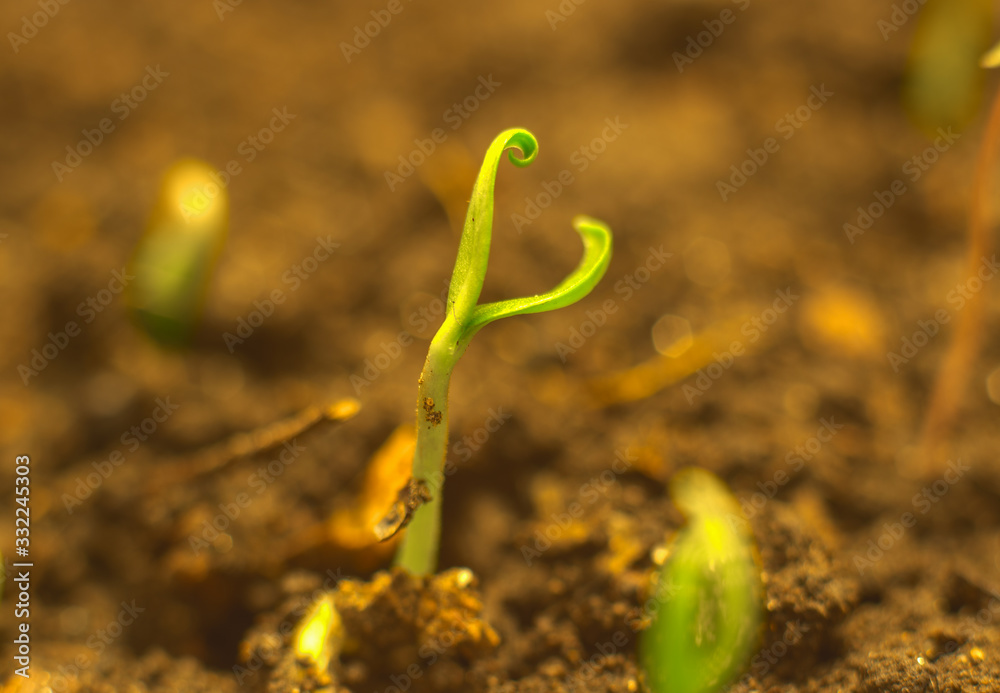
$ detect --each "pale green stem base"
[394,343,455,575]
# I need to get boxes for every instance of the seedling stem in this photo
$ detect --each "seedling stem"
[394,128,612,574]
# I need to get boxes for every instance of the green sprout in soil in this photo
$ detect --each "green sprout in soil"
[639,468,763,693]
[126,158,229,347]
[392,128,613,576]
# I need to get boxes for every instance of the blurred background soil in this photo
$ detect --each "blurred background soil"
[1,0,1000,691]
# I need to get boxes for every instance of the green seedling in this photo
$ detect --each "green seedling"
[903,0,992,132]
[126,158,228,346]
[639,468,763,693]
[293,593,343,681]
[392,128,613,575]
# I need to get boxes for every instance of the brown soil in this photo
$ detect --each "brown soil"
[2,0,1000,691]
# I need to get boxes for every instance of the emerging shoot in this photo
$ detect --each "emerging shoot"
[639,468,763,693]
[393,128,613,575]
[126,158,228,346]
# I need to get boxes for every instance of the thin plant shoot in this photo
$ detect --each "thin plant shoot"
[392,128,613,576]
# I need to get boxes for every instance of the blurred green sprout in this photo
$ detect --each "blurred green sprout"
[639,467,763,693]
[903,0,993,132]
[126,158,228,346]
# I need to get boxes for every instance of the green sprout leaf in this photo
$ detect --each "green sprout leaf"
[126,158,228,347]
[903,0,993,132]
[447,128,538,328]
[393,128,613,575]
[463,215,612,344]
[639,468,763,693]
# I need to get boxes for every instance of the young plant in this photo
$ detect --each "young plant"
[639,468,763,693]
[126,158,228,347]
[393,128,613,575]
